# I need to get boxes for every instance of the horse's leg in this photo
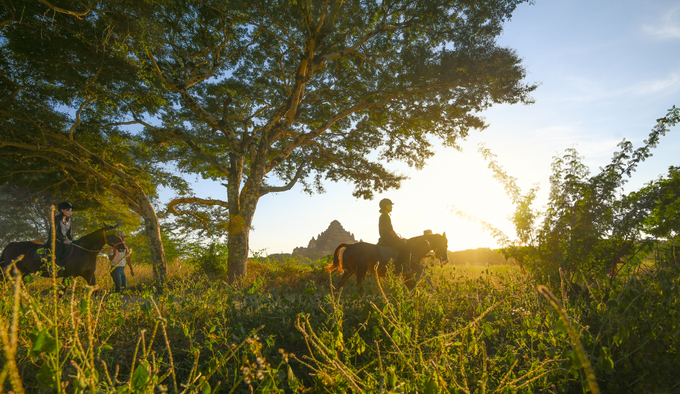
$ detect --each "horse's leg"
[337,269,354,288]
[419,268,435,289]
[356,262,372,293]
[403,272,416,290]
[79,270,97,287]
[413,259,433,289]
[83,272,104,297]
[420,261,436,289]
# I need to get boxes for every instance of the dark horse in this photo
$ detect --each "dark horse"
[327,232,449,291]
[407,232,449,286]
[0,225,126,286]
[409,232,449,266]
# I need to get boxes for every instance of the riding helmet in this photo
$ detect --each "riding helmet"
[379,198,393,209]
[58,201,74,211]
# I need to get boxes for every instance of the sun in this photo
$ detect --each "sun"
[386,148,520,252]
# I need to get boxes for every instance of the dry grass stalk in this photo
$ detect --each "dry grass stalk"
[538,285,600,394]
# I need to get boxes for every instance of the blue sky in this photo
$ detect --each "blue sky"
[177,0,680,255]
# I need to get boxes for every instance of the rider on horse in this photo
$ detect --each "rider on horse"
[46,201,75,268]
[377,198,409,267]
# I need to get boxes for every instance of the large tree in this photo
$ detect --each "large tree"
[5,0,537,282]
[0,1,189,285]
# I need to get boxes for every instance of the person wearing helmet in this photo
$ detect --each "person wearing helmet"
[46,201,75,268]
[377,198,409,265]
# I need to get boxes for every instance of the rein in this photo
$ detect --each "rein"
[58,231,127,254]
[61,240,102,253]
[102,241,127,253]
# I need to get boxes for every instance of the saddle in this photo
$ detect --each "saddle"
[34,244,73,267]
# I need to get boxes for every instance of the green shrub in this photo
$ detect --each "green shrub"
[185,240,229,276]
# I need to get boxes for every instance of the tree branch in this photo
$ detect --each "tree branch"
[68,96,97,140]
[145,123,232,177]
[0,140,144,214]
[260,161,307,195]
[167,197,230,231]
[37,0,90,18]
[177,89,243,155]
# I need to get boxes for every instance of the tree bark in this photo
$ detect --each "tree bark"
[225,151,261,283]
[226,213,252,283]
[226,193,259,282]
[140,198,167,289]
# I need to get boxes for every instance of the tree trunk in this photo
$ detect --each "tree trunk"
[140,198,167,288]
[226,211,254,283]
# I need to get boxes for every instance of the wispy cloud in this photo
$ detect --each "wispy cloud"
[531,126,621,158]
[629,73,680,95]
[552,72,680,103]
[642,6,680,40]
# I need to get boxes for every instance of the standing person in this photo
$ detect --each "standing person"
[377,198,410,266]
[46,201,75,269]
[108,232,134,293]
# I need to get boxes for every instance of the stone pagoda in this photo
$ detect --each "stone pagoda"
[292,220,357,260]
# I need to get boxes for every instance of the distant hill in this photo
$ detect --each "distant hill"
[447,247,508,265]
[292,220,357,261]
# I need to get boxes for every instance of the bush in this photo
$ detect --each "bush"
[476,107,680,283]
[126,230,186,266]
[185,240,229,276]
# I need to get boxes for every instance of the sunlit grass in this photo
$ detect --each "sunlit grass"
[446,263,520,278]
[20,256,194,295]
[2,255,678,393]
[423,263,521,290]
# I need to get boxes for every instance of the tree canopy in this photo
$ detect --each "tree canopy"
[2,0,537,282]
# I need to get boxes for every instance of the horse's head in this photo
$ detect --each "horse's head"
[106,233,127,253]
[408,238,432,260]
[428,232,449,264]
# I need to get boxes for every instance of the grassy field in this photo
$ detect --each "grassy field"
[1,257,679,393]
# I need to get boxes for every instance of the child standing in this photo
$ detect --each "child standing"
[108,233,134,293]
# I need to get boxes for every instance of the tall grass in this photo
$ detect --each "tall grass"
[1,257,679,392]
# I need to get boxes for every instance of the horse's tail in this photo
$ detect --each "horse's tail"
[327,244,348,273]
[0,243,9,269]
[0,245,10,280]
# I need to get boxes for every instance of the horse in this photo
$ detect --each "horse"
[409,232,449,265]
[326,232,448,292]
[0,224,126,286]
[407,232,449,286]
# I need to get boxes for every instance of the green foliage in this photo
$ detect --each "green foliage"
[534,106,679,279]
[2,257,680,392]
[638,165,680,240]
[474,106,680,281]
[449,247,508,265]
[185,240,230,276]
[128,230,186,266]
[0,189,51,246]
